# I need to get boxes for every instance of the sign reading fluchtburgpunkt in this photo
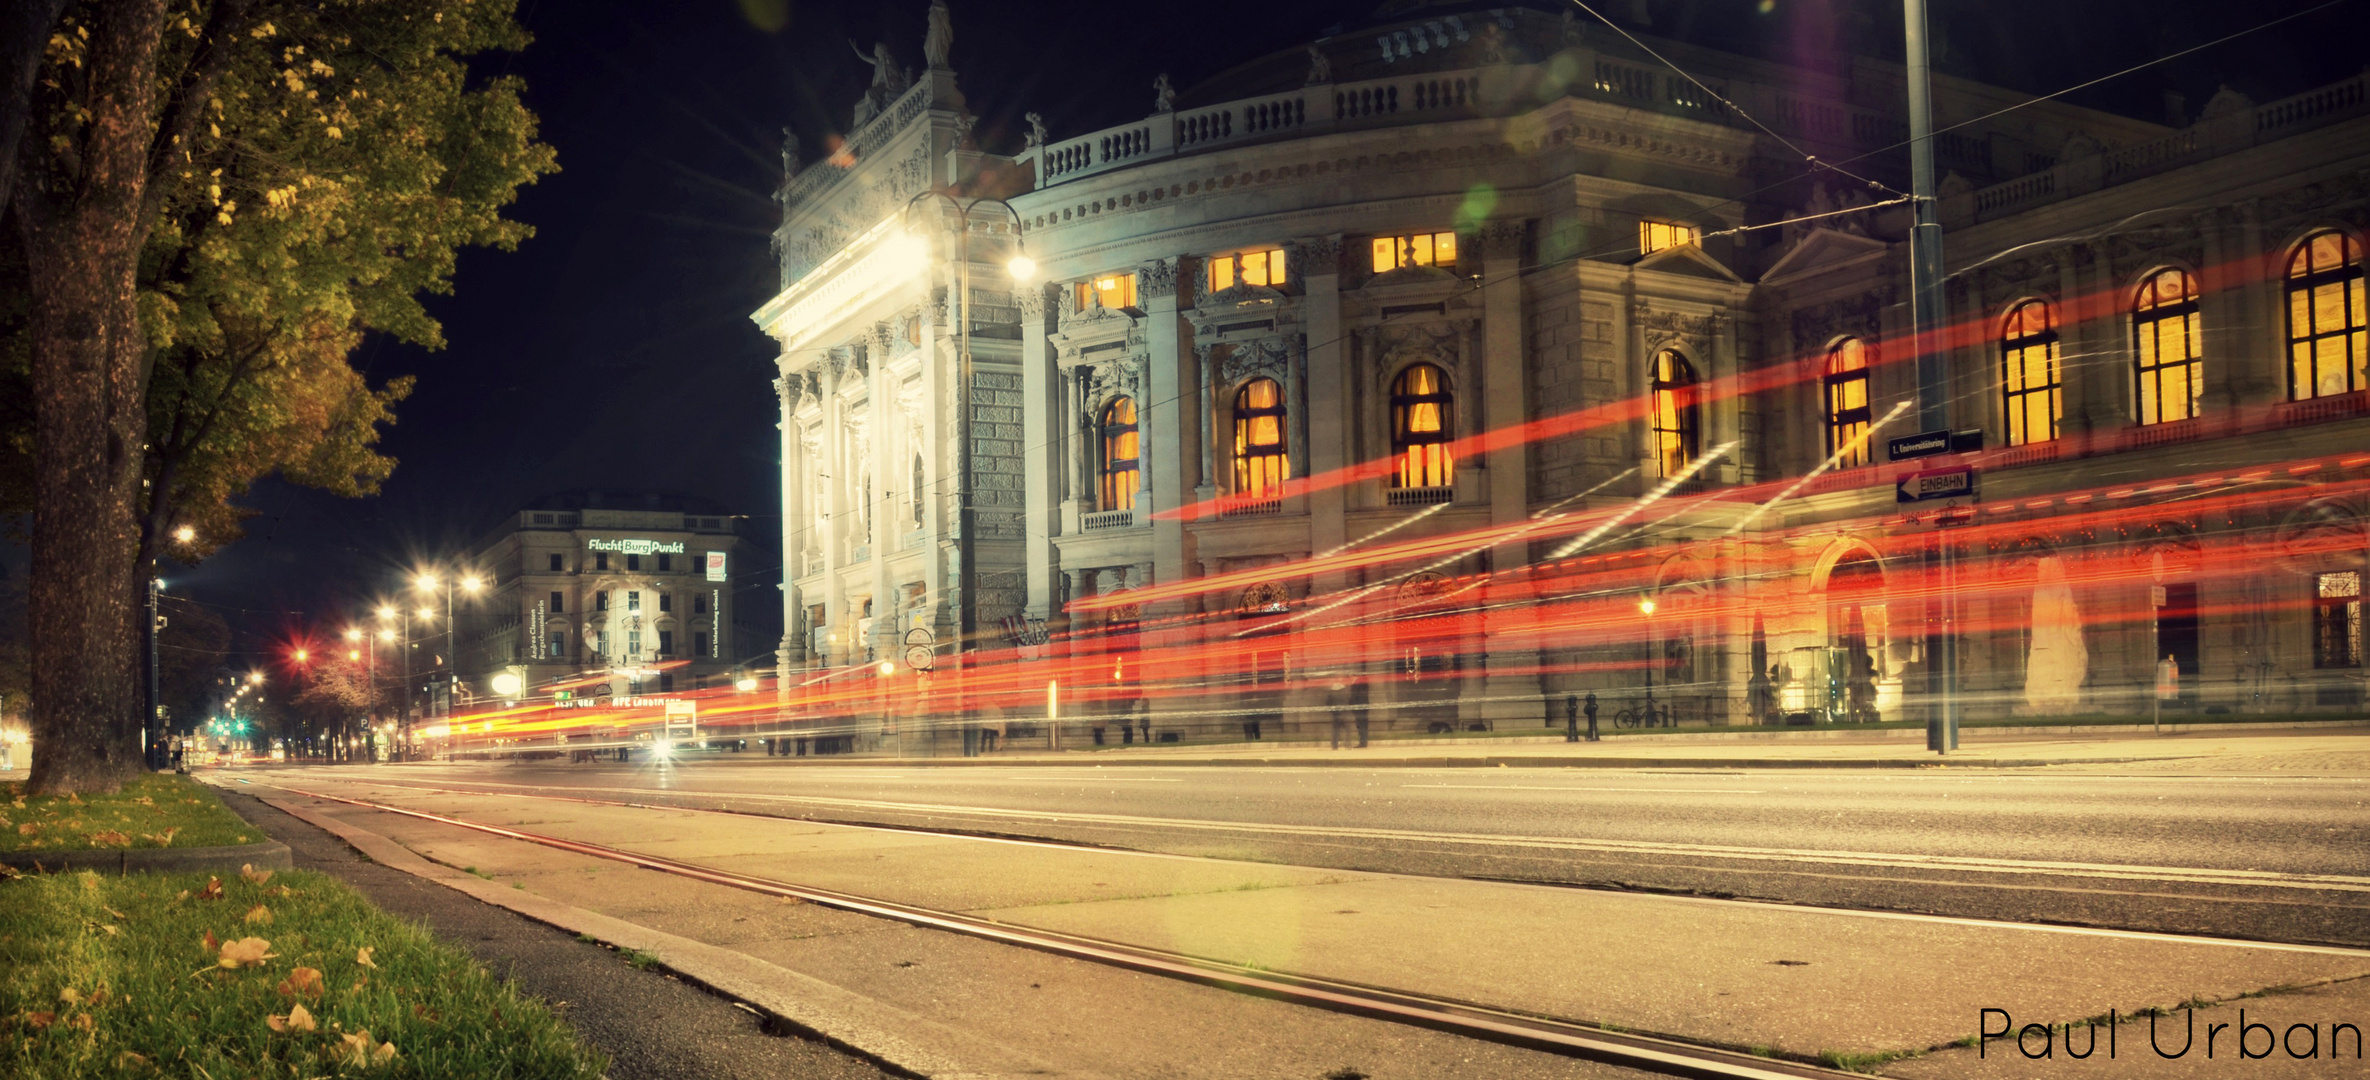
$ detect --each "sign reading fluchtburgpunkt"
[587,538,687,555]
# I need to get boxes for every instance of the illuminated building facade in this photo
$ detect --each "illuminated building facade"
[760,2,2370,744]
[461,492,757,704]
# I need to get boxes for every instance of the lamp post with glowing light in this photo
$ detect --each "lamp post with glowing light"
[898,190,1035,745]
[414,570,483,750]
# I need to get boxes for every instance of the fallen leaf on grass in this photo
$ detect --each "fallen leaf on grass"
[276,967,323,1000]
[196,876,223,900]
[408,1003,440,1023]
[201,930,219,955]
[58,988,79,1005]
[66,793,82,806]
[92,922,120,937]
[133,796,154,806]
[216,937,276,969]
[67,1013,92,1031]
[267,884,294,898]
[22,1011,55,1029]
[240,864,273,886]
[265,1001,315,1033]
[16,823,36,836]
[115,1050,149,1067]
[243,905,272,925]
[142,828,179,846]
[87,830,132,847]
[355,947,376,969]
[348,976,369,993]
[104,906,127,920]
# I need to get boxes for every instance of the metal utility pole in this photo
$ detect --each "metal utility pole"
[1905,0,1958,753]
[146,578,163,767]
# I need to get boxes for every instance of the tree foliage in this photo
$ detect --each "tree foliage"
[0,0,554,791]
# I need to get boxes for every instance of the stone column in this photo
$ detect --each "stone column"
[774,368,803,703]
[1475,221,1544,725]
[865,329,895,668]
[1139,257,1198,733]
[820,354,847,668]
[1021,284,1059,622]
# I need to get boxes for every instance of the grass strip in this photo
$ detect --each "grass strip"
[0,867,606,1078]
[1,775,258,854]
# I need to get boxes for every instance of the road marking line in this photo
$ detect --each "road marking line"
[1402,784,1765,793]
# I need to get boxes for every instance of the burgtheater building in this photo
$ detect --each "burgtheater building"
[460,492,759,704]
[758,0,2370,746]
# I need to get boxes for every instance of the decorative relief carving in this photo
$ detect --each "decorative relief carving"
[1017,283,1051,319]
[1474,220,1525,257]
[1215,339,1293,387]
[1635,304,1719,350]
[1790,295,1883,355]
[1288,236,1341,277]
[1138,258,1178,300]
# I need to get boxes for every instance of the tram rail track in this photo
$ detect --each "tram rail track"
[253,776,1876,1080]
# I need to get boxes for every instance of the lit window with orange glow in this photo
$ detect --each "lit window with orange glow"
[2001,300,2062,446]
[2134,269,2202,425]
[1825,338,1872,466]
[1211,248,1285,291]
[1639,220,1700,255]
[1073,272,1138,312]
[1390,363,1454,488]
[2317,571,2362,669]
[1370,231,1457,273]
[1649,349,1700,479]
[1233,377,1290,497]
[2286,230,2366,400]
[1098,397,1140,512]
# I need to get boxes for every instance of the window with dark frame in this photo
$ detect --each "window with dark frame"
[1210,247,1285,291]
[627,553,642,572]
[694,631,709,656]
[659,593,671,613]
[548,631,565,658]
[2315,570,2363,669]
[694,594,708,614]
[548,554,564,571]
[2134,268,2203,425]
[1825,338,1872,466]
[1369,231,1457,273]
[658,629,674,656]
[596,592,609,612]
[1233,378,1290,496]
[595,552,609,571]
[2286,230,2367,400]
[1099,397,1140,511]
[549,591,563,613]
[658,553,673,572]
[1389,363,1455,488]
[2001,299,2062,445]
[1649,349,1701,479]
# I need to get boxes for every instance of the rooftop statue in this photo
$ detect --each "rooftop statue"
[924,0,953,70]
[1153,73,1176,113]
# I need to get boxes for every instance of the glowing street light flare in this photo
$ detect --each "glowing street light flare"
[172,524,195,544]
[375,605,395,620]
[462,575,484,593]
[1005,253,1037,282]
[415,573,437,591]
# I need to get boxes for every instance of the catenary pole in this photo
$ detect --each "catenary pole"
[1905,0,1959,753]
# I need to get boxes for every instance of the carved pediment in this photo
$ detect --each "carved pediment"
[1637,242,1743,283]
[1761,227,1890,288]
[1200,281,1287,308]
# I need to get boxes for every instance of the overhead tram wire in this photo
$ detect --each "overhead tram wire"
[1560,0,1905,199]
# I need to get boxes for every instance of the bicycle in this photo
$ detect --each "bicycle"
[1612,700,1667,729]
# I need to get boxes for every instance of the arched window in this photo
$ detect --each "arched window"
[1233,378,1290,496]
[1098,397,1139,512]
[2134,269,2202,424]
[1390,363,1455,489]
[2001,300,2061,446]
[1824,338,1871,466]
[2286,230,2366,399]
[1648,349,1700,479]
[909,452,926,527]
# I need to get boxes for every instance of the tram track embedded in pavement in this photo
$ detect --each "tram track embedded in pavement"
[256,777,1876,1080]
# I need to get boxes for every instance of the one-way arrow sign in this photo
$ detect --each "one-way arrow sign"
[1897,466,1977,503]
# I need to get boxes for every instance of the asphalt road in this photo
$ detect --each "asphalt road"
[272,758,2370,947]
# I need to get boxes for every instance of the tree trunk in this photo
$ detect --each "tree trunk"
[17,0,168,795]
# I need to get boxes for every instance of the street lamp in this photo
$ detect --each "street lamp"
[899,190,1034,741]
[413,566,483,759]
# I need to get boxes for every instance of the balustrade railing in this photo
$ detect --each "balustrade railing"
[1218,496,1283,518]
[1386,486,1453,507]
[1080,509,1139,532]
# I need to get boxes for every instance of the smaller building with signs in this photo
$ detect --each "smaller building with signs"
[459,491,763,704]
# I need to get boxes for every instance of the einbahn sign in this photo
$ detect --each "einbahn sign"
[1897,466,1978,503]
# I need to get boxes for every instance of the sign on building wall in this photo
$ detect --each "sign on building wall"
[706,551,727,581]
[587,538,687,555]
[530,601,547,660]
[710,589,722,656]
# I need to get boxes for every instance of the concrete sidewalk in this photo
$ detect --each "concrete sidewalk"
[696,724,2370,774]
[238,772,2370,1074]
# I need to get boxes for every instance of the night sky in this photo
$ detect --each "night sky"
[154,0,2359,661]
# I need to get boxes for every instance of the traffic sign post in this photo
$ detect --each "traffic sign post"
[1898,467,1980,755]
[1897,466,1977,503]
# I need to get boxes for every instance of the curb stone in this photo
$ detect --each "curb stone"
[0,839,292,875]
[240,789,984,1080]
